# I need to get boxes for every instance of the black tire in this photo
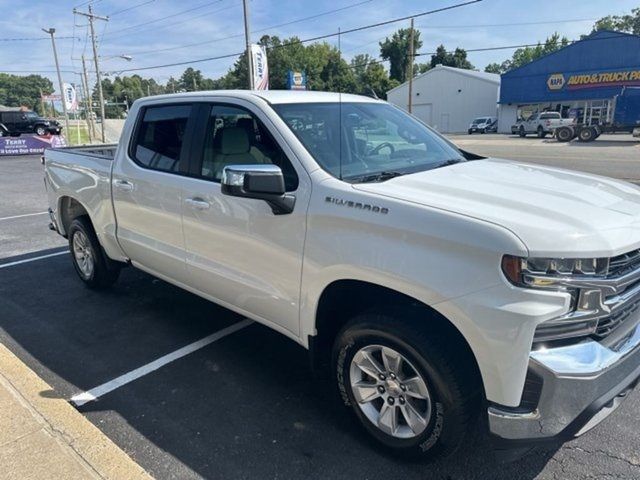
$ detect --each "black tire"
[35,125,47,136]
[480,128,486,134]
[556,126,574,142]
[333,312,480,460]
[536,126,545,138]
[518,126,526,138]
[468,129,473,135]
[578,126,596,142]
[68,217,121,289]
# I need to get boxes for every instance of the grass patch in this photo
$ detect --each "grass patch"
[66,125,92,146]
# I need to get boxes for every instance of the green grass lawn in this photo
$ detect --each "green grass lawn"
[65,125,92,146]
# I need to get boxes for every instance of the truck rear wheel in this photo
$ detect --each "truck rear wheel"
[333,312,479,459]
[578,127,597,142]
[518,126,526,138]
[68,217,121,289]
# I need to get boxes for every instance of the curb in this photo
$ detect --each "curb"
[0,343,152,480]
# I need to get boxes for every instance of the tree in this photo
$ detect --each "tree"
[179,67,205,91]
[350,54,397,98]
[429,45,474,70]
[379,28,422,83]
[592,8,640,35]
[484,32,569,74]
[484,63,502,74]
[219,35,357,93]
[0,74,54,114]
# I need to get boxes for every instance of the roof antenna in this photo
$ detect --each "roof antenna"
[338,26,343,181]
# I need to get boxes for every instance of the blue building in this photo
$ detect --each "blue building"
[497,30,640,133]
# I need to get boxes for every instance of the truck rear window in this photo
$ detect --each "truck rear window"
[131,105,191,173]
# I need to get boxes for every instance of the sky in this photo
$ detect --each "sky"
[0,0,638,92]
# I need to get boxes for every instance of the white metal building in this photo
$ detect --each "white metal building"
[386,65,500,133]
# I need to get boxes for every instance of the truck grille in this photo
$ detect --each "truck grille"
[594,300,640,339]
[608,248,640,278]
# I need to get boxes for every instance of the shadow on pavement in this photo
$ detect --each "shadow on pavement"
[0,249,557,480]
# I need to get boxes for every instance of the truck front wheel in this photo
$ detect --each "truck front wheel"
[68,217,121,289]
[556,126,574,142]
[333,313,479,459]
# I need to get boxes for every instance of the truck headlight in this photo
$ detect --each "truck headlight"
[502,255,609,287]
[502,255,611,343]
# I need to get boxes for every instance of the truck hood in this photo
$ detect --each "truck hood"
[353,158,640,257]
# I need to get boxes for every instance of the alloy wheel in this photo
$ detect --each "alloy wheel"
[72,230,94,279]
[349,344,432,439]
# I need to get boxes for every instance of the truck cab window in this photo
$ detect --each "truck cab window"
[132,105,191,172]
[200,105,298,191]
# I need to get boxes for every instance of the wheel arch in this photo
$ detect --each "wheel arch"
[309,279,484,396]
[57,195,92,237]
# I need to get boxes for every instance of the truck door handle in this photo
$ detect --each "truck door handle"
[114,179,134,192]
[185,197,210,210]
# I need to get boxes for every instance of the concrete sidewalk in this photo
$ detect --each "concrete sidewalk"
[0,343,152,480]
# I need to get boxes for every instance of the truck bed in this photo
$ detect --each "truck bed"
[46,143,118,160]
[44,143,120,256]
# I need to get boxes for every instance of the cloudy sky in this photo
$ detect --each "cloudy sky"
[0,0,637,91]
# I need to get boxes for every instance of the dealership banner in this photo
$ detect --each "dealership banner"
[0,134,66,156]
[63,83,79,112]
[251,44,269,90]
[547,68,640,91]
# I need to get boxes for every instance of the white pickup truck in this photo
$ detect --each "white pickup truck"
[514,111,575,138]
[44,91,640,460]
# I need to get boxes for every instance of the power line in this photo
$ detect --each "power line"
[104,0,224,37]
[106,2,241,48]
[111,0,482,74]
[109,0,156,16]
[342,17,597,53]
[120,0,373,57]
[413,33,625,58]
[0,36,79,41]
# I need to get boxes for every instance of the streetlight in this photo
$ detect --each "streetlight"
[99,54,133,62]
[42,28,70,136]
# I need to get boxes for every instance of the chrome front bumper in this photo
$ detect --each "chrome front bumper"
[489,319,640,444]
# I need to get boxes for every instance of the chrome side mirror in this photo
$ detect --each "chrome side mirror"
[221,164,295,215]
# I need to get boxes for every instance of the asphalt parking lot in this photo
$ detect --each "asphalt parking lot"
[1,143,639,480]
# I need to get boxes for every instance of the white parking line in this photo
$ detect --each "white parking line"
[0,211,48,221]
[0,250,68,269]
[70,318,254,407]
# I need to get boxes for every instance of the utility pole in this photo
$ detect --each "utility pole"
[39,89,47,117]
[242,0,254,90]
[81,55,95,142]
[74,6,108,142]
[192,76,197,92]
[408,18,415,114]
[42,28,70,136]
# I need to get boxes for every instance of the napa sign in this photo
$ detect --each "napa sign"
[547,69,640,91]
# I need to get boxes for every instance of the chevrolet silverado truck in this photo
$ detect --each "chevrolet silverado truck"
[44,91,640,460]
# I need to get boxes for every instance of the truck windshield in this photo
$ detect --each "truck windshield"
[273,102,465,182]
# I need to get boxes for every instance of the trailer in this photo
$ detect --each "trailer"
[555,87,640,142]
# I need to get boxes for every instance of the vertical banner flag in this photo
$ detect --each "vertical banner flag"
[251,44,269,90]
[63,83,78,112]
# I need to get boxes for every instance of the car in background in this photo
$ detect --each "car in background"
[515,112,573,138]
[468,116,497,134]
[0,110,62,137]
